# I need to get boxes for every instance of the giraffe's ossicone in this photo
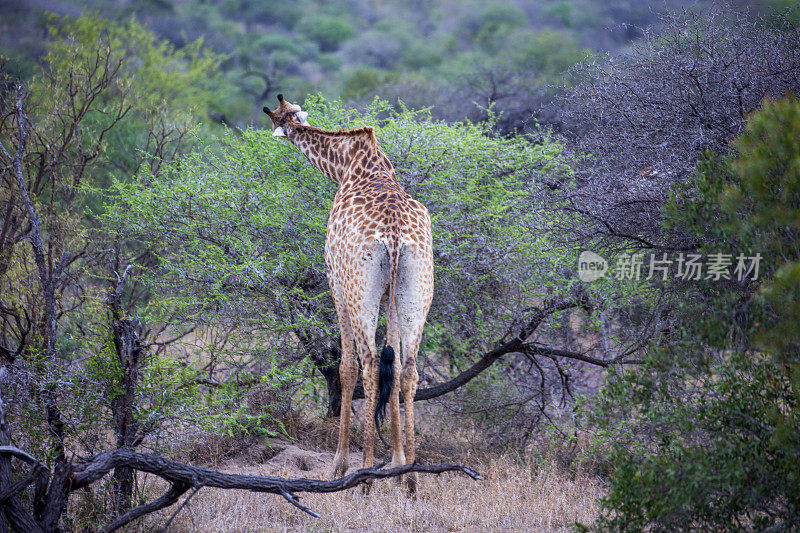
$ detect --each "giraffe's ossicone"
[264,95,433,492]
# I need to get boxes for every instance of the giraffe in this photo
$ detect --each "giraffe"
[263,95,433,491]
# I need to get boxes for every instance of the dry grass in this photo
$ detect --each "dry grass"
[101,398,608,532]
[61,331,610,533]
[129,454,603,532]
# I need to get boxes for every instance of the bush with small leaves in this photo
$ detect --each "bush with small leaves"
[589,96,800,533]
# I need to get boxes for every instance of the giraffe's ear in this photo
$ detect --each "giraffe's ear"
[272,126,286,137]
[296,111,309,125]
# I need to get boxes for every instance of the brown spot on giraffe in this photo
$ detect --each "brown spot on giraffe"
[264,96,433,492]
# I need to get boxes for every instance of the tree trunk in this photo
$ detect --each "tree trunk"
[322,364,344,419]
[307,344,343,418]
[110,317,143,516]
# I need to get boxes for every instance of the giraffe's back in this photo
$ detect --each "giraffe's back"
[324,151,433,320]
[325,148,431,269]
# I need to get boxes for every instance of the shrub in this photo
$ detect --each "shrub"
[590,96,800,532]
[299,15,355,52]
[561,8,800,250]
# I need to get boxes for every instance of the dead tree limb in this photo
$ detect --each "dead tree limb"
[0,442,481,532]
[76,451,479,530]
[69,448,481,498]
[100,482,190,533]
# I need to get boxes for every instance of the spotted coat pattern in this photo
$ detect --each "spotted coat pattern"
[264,97,433,490]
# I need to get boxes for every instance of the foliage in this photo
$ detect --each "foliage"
[590,96,800,532]
[31,13,226,191]
[1,0,721,130]
[562,8,800,251]
[107,94,573,341]
[298,15,355,53]
[341,67,399,101]
[386,28,592,136]
[0,12,268,477]
[101,95,629,438]
[727,98,800,364]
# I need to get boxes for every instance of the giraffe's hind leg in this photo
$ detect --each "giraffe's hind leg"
[383,294,406,471]
[329,296,356,480]
[353,325,379,472]
[349,304,383,494]
[342,241,390,483]
[395,244,434,493]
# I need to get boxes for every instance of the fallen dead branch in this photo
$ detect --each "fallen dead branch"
[0,444,481,532]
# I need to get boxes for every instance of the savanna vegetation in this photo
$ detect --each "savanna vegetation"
[1,1,799,531]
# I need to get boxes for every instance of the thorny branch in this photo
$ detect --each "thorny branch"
[347,289,635,404]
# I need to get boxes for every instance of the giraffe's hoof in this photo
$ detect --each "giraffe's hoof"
[361,479,373,495]
[405,472,418,495]
[328,456,348,480]
[389,458,406,485]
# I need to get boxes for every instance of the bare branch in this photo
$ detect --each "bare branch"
[348,295,606,403]
[0,445,42,466]
[525,344,642,367]
[279,488,320,518]
[99,482,190,533]
[0,464,46,504]
[63,449,480,531]
[158,485,202,531]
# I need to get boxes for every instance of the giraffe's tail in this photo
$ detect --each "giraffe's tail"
[375,344,395,429]
[375,239,401,429]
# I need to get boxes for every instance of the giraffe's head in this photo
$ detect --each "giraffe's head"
[262,94,309,138]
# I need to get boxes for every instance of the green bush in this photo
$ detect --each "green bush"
[509,29,590,81]
[459,3,527,43]
[299,15,355,52]
[401,41,444,70]
[341,67,398,100]
[591,96,800,532]
[474,4,528,51]
[104,95,582,416]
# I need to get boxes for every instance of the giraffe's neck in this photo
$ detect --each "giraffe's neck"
[286,126,379,184]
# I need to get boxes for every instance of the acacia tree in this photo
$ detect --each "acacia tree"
[0,12,234,520]
[560,8,800,251]
[105,96,647,441]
